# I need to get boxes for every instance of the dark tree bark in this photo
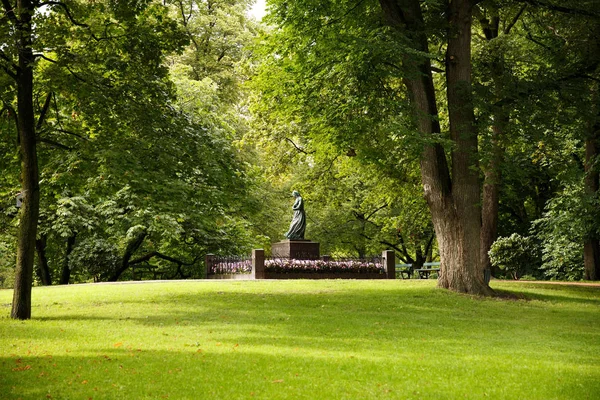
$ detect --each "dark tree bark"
[437,0,492,294]
[108,228,148,282]
[59,235,76,285]
[10,0,41,319]
[35,235,52,285]
[379,0,494,295]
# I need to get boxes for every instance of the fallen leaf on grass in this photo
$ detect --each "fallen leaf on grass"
[113,343,123,348]
[81,380,88,384]
[12,365,31,371]
[272,380,284,383]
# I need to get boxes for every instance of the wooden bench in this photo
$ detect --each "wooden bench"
[414,262,440,279]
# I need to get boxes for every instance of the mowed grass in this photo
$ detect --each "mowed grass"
[0,280,599,400]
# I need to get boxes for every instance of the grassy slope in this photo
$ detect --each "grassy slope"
[0,280,599,399]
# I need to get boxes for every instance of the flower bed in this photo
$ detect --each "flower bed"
[207,256,252,277]
[265,258,384,274]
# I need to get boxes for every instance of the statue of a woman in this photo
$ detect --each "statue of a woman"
[285,191,306,240]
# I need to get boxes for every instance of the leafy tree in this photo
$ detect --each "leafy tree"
[253,0,494,293]
[0,0,190,318]
[509,0,600,280]
[488,233,540,280]
[533,185,589,281]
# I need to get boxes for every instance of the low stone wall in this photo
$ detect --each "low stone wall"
[205,250,396,280]
[206,274,253,280]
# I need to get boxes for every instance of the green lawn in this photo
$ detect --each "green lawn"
[1,280,599,399]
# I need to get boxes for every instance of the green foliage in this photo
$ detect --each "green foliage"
[0,241,15,289]
[247,0,438,261]
[533,184,593,281]
[68,237,121,281]
[489,234,541,280]
[0,0,269,285]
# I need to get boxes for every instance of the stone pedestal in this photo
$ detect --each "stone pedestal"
[271,240,320,260]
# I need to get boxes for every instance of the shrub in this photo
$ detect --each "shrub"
[69,238,121,281]
[533,185,590,281]
[538,238,584,281]
[488,234,541,280]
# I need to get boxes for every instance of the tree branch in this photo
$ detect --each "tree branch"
[285,137,314,154]
[365,203,388,221]
[36,92,53,131]
[1,99,18,133]
[1,0,18,23]
[424,233,436,261]
[129,251,198,267]
[0,49,17,78]
[322,0,367,28]
[504,4,527,35]
[55,128,89,140]
[37,137,72,150]
[35,53,90,84]
[38,1,88,27]
[514,0,600,18]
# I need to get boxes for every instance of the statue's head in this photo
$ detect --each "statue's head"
[292,190,300,197]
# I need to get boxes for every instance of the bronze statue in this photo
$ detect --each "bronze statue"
[285,191,306,240]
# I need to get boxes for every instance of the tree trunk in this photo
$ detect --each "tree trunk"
[11,0,40,320]
[59,235,76,285]
[108,228,148,282]
[478,8,506,279]
[583,109,600,280]
[379,0,493,295]
[481,118,506,278]
[35,235,52,285]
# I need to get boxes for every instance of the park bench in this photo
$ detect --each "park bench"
[414,262,441,279]
[395,263,413,279]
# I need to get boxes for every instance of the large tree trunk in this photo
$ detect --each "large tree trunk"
[59,235,76,285]
[35,235,52,285]
[583,106,600,280]
[379,0,493,295]
[11,0,40,320]
[438,0,488,293]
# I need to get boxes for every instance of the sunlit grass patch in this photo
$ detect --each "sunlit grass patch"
[1,280,599,399]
